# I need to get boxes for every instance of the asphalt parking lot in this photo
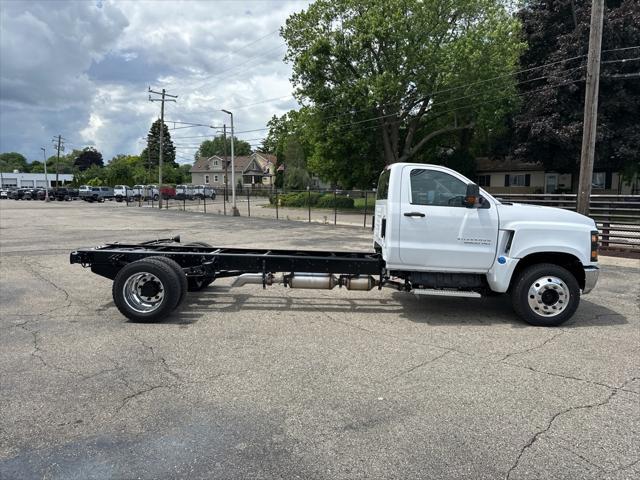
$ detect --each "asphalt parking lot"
[1,200,638,480]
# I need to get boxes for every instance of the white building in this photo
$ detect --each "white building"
[0,172,74,189]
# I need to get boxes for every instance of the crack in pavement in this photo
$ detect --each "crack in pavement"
[309,300,639,395]
[499,329,566,362]
[13,322,132,381]
[501,362,639,395]
[387,351,451,381]
[21,258,73,316]
[504,383,632,480]
[546,438,606,473]
[131,334,182,381]
[115,384,173,413]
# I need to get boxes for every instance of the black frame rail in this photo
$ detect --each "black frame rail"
[70,241,383,281]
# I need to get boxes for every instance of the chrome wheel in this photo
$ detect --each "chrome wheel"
[527,275,570,317]
[122,272,165,313]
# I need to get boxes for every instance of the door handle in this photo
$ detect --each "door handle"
[404,212,425,217]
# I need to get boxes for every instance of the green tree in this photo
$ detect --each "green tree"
[283,136,310,190]
[195,135,251,160]
[143,119,177,168]
[178,164,192,183]
[263,110,312,187]
[512,0,640,182]
[74,147,104,171]
[105,154,146,186]
[282,0,524,173]
[0,152,28,172]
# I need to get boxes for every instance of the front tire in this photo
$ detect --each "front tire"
[112,259,183,322]
[510,263,580,326]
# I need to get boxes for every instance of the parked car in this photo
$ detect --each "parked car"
[82,186,114,202]
[146,185,160,201]
[160,185,176,199]
[36,188,55,200]
[10,188,31,200]
[194,185,216,200]
[114,185,134,202]
[67,188,79,199]
[53,188,72,201]
[132,184,148,200]
[0,189,8,199]
[8,189,21,200]
[78,185,92,200]
[175,184,195,200]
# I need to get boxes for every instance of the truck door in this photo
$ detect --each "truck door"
[398,166,499,271]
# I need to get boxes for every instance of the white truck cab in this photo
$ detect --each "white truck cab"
[374,163,599,326]
[114,185,133,202]
[146,185,160,201]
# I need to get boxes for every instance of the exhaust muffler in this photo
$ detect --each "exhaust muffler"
[230,273,378,291]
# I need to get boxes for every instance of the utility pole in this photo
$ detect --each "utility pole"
[51,135,64,187]
[149,87,177,209]
[577,0,604,216]
[223,124,229,201]
[40,147,49,202]
[221,110,239,215]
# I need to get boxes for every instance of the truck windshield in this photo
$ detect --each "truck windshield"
[376,170,390,200]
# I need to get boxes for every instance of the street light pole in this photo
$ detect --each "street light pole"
[40,147,49,202]
[221,109,240,216]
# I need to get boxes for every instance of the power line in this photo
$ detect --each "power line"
[167,48,639,153]
[251,53,634,137]
[216,45,640,124]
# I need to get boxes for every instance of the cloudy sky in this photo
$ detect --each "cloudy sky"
[0,0,310,164]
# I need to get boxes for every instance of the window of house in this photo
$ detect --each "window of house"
[505,174,530,187]
[214,175,219,182]
[477,175,491,187]
[410,169,467,207]
[510,174,526,186]
[205,175,209,184]
[214,160,218,166]
[592,172,605,189]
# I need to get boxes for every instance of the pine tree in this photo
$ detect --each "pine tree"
[142,119,176,168]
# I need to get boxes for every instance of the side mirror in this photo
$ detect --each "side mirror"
[464,183,480,208]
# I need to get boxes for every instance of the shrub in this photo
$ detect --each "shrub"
[316,194,354,209]
[276,191,323,207]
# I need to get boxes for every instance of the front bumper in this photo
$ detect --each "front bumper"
[583,266,599,294]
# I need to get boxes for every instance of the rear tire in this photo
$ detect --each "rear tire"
[145,257,189,308]
[112,259,182,322]
[510,263,580,327]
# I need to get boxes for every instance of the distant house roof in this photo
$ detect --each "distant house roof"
[191,155,223,173]
[191,152,276,174]
[475,157,543,173]
[244,152,276,175]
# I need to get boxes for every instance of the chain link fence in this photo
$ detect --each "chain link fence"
[121,187,377,229]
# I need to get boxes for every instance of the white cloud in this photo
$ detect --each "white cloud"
[0,0,310,163]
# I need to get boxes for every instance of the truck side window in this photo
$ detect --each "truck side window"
[376,169,390,200]
[410,169,467,207]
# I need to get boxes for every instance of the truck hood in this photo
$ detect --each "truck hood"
[497,203,596,229]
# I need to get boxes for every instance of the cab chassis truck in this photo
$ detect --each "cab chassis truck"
[70,163,600,327]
